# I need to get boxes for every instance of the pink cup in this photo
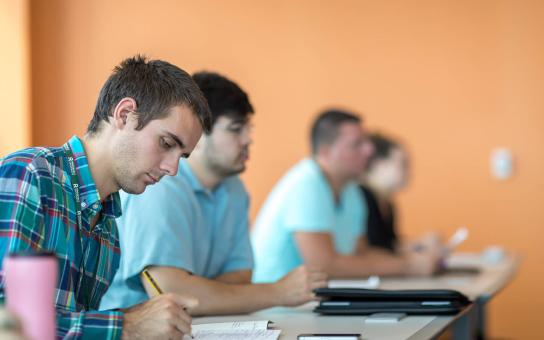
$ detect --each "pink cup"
[3,252,57,340]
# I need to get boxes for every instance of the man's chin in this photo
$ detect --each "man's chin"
[121,184,146,195]
[221,166,245,178]
[232,164,246,176]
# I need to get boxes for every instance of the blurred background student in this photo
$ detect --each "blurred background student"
[360,133,441,254]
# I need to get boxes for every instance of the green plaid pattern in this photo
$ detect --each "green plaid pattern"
[0,136,123,339]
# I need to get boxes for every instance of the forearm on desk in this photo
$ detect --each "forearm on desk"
[325,251,408,278]
[214,270,252,284]
[295,232,407,278]
[143,267,282,316]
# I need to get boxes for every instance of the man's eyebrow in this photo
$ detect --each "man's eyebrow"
[227,117,249,125]
[165,131,186,149]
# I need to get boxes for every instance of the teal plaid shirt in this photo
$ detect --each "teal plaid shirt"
[0,136,123,339]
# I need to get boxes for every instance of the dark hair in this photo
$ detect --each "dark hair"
[310,109,361,154]
[366,133,401,167]
[192,71,253,133]
[87,55,212,134]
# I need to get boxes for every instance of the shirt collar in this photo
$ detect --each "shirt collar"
[179,159,205,192]
[65,135,122,218]
[179,159,224,197]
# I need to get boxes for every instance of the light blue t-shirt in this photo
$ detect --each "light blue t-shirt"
[100,159,253,310]
[252,158,366,283]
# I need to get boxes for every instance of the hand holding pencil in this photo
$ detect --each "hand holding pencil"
[119,268,199,339]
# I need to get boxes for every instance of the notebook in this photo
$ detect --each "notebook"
[185,320,280,340]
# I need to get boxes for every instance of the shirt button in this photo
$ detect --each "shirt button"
[81,202,87,208]
[93,203,99,209]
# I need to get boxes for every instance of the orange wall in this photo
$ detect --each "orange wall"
[29,1,544,338]
[0,0,30,155]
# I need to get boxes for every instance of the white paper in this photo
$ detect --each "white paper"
[192,320,271,332]
[185,320,279,340]
[187,329,281,340]
[328,276,380,289]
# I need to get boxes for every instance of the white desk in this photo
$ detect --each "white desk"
[193,253,518,340]
[380,252,520,339]
[380,252,519,300]
[193,302,472,340]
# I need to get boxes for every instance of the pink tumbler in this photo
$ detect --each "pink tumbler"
[3,251,57,340]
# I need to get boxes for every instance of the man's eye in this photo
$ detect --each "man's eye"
[160,138,173,149]
[228,126,244,134]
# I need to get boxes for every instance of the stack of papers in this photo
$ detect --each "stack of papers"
[184,320,281,340]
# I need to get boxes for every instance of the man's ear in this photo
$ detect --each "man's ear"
[111,97,137,130]
[316,144,331,158]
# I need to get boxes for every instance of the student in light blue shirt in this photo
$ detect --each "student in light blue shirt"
[101,72,326,315]
[252,157,366,282]
[252,110,441,283]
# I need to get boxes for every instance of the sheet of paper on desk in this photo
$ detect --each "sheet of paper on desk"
[192,320,272,332]
[328,276,380,289]
[185,320,280,340]
[186,329,281,339]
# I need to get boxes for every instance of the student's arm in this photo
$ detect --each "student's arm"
[214,270,252,284]
[358,236,443,276]
[356,236,404,257]
[142,265,326,316]
[294,232,439,277]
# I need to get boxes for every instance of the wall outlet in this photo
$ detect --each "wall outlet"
[490,148,513,180]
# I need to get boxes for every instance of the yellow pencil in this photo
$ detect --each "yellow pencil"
[141,269,194,338]
[142,269,163,295]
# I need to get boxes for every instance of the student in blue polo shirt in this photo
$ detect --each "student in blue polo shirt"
[101,72,326,315]
[252,110,442,283]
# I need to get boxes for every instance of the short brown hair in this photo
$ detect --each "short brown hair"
[87,55,211,134]
[310,109,361,154]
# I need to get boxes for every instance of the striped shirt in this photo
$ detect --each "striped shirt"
[0,136,123,339]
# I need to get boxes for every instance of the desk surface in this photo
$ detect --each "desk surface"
[380,252,520,301]
[192,253,518,340]
[193,302,471,340]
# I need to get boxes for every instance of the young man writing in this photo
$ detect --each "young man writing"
[0,56,210,339]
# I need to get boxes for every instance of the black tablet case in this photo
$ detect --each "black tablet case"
[314,288,471,315]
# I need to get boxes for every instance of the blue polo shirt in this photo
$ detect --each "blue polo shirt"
[251,158,366,283]
[100,159,253,310]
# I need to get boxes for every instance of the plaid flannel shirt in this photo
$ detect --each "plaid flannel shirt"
[0,136,123,339]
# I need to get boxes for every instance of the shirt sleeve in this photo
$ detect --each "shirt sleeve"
[56,309,123,340]
[117,176,197,283]
[282,173,335,233]
[219,191,254,274]
[0,160,45,254]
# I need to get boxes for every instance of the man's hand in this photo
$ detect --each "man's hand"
[274,265,328,307]
[121,293,198,340]
[405,248,442,276]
